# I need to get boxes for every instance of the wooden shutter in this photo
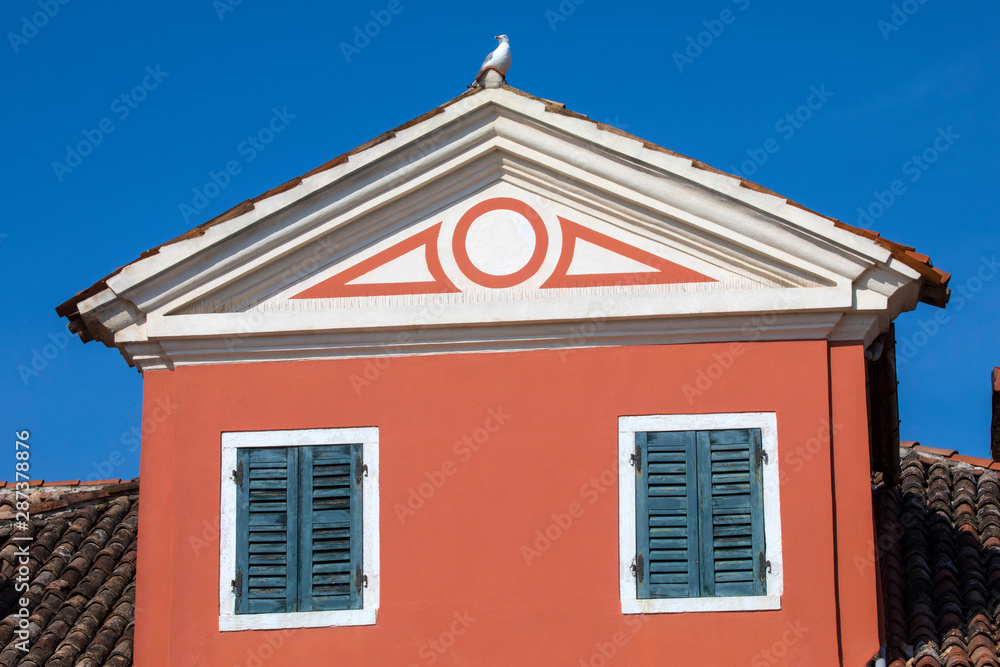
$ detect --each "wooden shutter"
[698,429,766,597]
[298,444,363,611]
[636,428,766,599]
[636,431,701,598]
[235,447,298,614]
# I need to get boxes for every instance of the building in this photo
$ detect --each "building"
[50,84,951,665]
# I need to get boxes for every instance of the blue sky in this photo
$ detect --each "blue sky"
[2,0,998,481]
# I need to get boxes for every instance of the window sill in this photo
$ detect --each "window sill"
[219,608,377,632]
[622,595,781,614]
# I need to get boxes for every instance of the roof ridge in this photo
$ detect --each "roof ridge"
[0,477,138,489]
[900,441,999,471]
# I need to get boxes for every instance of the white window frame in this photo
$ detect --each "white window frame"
[219,427,380,631]
[618,412,782,614]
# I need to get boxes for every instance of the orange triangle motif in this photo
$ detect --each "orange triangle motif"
[541,218,717,289]
[292,224,459,299]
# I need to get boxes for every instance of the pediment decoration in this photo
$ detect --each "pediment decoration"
[541,217,716,290]
[283,195,719,304]
[292,224,459,299]
[55,86,946,371]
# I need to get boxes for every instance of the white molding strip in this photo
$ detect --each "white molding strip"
[147,287,851,338]
[125,311,846,372]
[617,413,783,614]
[219,427,380,631]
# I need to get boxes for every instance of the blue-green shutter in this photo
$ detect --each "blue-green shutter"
[235,447,298,614]
[636,431,700,599]
[298,444,363,611]
[235,443,363,615]
[701,429,766,597]
[636,428,766,600]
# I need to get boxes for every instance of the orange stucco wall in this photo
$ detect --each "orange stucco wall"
[134,340,879,666]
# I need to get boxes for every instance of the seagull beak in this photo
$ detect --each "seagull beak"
[494,35,500,40]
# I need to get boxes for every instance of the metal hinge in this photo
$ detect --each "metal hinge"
[232,459,244,487]
[355,565,365,594]
[629,444,642,472]
[355,454,368,484]
[758,552,771,583]
[753,434,768,467]
[630,554,644,583]
[232,569,243,595]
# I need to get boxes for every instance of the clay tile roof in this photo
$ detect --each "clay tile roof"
[0,479,138,667]
[876,445,1000,666]
[993,369,1000,394]
[56,84,949,333]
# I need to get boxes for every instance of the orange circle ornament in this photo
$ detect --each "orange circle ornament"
[452,197,550,289]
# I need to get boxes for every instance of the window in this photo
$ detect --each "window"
[618,414,782,614]
[220,428,379,631]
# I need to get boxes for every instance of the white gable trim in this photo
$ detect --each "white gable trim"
[68,87,931,370]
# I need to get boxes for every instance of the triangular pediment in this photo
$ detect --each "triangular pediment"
[179,181,830,318]
[59,86,946,371]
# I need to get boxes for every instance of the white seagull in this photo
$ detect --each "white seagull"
[474,35,511,84]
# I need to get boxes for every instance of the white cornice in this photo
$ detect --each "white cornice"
[125,311,845,372]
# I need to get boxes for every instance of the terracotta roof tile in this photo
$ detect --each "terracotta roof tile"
[876,451,1000,666]
[0,480,138,666]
